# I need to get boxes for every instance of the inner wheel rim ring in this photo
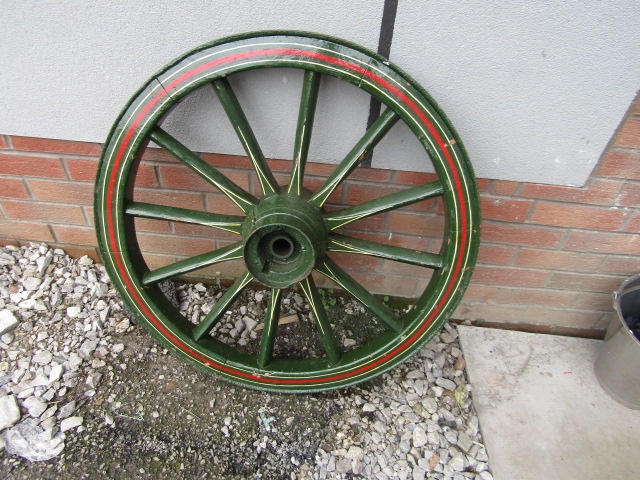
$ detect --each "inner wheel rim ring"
[94,32,480,392]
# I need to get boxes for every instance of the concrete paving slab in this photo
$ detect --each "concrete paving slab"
[458,325,640,480]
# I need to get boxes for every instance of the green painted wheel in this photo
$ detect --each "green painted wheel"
[95,31,480,392]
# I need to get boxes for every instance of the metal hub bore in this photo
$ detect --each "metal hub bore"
[243,194,327,288]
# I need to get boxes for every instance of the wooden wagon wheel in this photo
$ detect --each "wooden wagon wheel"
[94,32,480,392]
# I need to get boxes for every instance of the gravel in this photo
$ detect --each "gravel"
[0,243,492,479]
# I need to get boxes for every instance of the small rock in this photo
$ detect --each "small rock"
[79,339,99,358]
[413,425,428,448]
[60,416,83,432]
[457,432,473,453]
[335,457,352,473]
[66,306,82,318]
[0,309,19,335]
[49,364,64,383]
[448,452,466,472]
[345,445,364,461]
[86,372,102,389]
[242,317,258,331]
[0,394,21,431]
[30,374,49,387]
[343,338,357,348]
[4,419,65,461]
[435,378,456,391]
[23,396,48,418]
[57,400,76,420]
[115,318,130,333]
[32,349,53,365]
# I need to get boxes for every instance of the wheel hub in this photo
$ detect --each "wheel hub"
[243,194,327,288]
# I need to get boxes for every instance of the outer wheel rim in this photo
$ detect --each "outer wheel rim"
[94,31,480,392]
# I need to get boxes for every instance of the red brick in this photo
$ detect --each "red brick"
[471,265,548,288]
[494,287,576,308]
[265,157,292,174]
[521,179,621,206]
[327,251,383,273]
[394,171,438,186]
[141,146,178,163]
[623,212,640,232]
[520,307,602,328]
[348,166,393,183]
[206,194,247,216]
[65,158,98,181]
[299,161,333,178]
[0,178,29,199]
[345,182,400,205]
[0,136,8,149]
[200,152,254,171]
[388,211,445,237]
[530,202,629,230]
[565,230,640,254]
[614,118,640,148]
[482,222,564,248]
[0,154,66,178]
[0,220,54,242]
[134,189,205,211]
[159,164,249,192]
[633,97,640,116]
[85,207,94,226]
[345,181,436,212]
[462,284,498,302]
[51,225,97,245]
[136,232,215,256]
[599,255,640,276]
[342,230,431,252]
[298,177,343,205]
[515,248,603,272]
[133,218,172,234]
[140,253,177,270]
[2,200,85,224]
[28,179,93,205]
[475,178,490,191]
[546,272,625,293]
[477,244,517,265]
[12,136,102,156]
[573,292,614,311]
[132,164,158,188]
[489,180,520,196]
[380,258,434,278]
[481,196,532,222]
[616,182,640,207]
[597,150,640,180]
[350,271,419,298]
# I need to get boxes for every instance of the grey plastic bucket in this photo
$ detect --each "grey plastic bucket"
[594,274,640,409]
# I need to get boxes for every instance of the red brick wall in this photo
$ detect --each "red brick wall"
[1,93,638,334]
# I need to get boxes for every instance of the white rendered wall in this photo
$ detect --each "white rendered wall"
[0,1,638,186]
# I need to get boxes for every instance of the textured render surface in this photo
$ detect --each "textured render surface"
[385,2,640,185]
[0,1,382,162]
[459,326,640,480]
[1,1,639,187]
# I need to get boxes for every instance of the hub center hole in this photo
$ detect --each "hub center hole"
[269,235,294,259]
